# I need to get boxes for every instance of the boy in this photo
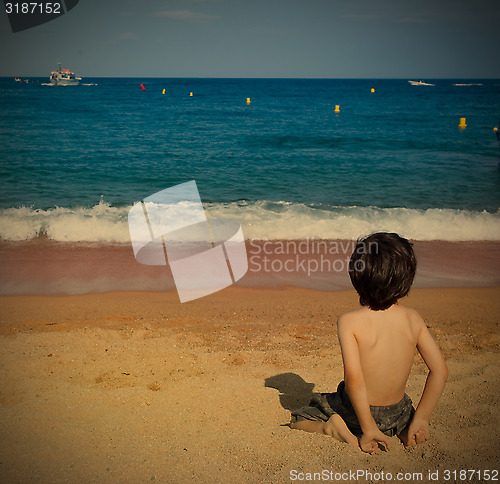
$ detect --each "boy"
[290,232,448,454]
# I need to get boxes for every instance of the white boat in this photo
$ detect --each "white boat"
[50,62,81,86]
[408,80,435,86]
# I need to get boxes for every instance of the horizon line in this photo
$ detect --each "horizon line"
[2,75,499,80]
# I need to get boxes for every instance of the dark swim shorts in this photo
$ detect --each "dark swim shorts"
[290,381,415,437]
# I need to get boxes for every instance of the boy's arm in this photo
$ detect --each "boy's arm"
[405,318,448,446]
[337,316,391,454]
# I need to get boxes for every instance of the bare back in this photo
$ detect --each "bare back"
[339,304,423,406]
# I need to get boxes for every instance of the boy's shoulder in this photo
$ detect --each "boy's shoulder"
[337,307,367,324]
[336,308,369,333]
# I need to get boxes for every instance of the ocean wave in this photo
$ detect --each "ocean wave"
[0,200,499,242]
[0,201,131,243]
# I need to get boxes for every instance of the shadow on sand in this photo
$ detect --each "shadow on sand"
[265,373,319,418]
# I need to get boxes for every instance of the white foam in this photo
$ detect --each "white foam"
[0,200,130,243]
[206,202,500,241]
[0,200,499,242]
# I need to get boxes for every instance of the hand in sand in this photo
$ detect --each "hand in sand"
[401,418,429,447]
[359,428,391,455]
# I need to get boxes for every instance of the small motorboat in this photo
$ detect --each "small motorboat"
[408,80,435,86]
[50,62,82,86]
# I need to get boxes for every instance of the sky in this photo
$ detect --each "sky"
[1,0,500,78]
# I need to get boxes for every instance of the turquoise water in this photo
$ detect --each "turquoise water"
[1,77,499,242]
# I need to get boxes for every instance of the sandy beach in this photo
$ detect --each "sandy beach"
[0,286,499,483]
[2,4,499,482]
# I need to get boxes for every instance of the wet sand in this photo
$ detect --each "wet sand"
[1,239,499,295]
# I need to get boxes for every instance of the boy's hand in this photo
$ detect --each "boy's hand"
[359,428,391,454]
[404,418,429,447]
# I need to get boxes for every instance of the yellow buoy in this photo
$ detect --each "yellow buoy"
[493,127,498,132]
[334,105,340,113]
[247,97,251,105]
[190,92,193,97]
[371,88,375,93]
[459,117,467,128]
[162,89,165,95]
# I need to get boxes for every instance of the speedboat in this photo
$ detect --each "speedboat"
[408,80,435,86]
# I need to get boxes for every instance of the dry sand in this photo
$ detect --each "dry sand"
[0,287,499,483]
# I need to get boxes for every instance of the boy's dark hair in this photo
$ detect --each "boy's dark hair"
[348,232,416,311]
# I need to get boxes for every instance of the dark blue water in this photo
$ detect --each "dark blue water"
[1,77,499,213]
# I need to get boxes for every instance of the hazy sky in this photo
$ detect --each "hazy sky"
[1,0,499,78]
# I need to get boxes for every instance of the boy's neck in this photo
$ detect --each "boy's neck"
[365,302,399,313]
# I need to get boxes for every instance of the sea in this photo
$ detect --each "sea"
[1,77,499,296]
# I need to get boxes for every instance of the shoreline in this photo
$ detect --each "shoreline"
[1,239,499,296]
